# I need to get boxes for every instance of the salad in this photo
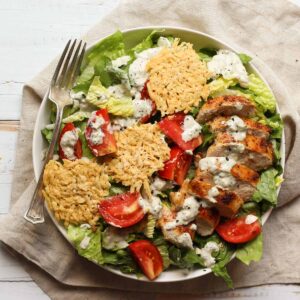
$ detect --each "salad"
[41,30,283,286]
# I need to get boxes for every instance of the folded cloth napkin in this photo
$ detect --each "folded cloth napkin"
[1,0,300,299]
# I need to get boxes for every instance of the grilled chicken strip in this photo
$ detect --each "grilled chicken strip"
[195,207,220,236]
[170,179,190,210]
[158,205,196,249]
[207,133,273,171]
[194,161,258,201]
[189,178,244,218]
[197,95,256,123]
[208,116,271,139]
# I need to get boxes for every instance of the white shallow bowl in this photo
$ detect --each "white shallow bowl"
[32,27,285,282]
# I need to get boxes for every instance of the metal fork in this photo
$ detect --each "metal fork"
[24,39,86,224]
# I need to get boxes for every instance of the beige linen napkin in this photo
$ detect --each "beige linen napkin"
[1,0,300,299]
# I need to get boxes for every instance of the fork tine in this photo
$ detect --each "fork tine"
[51,40,71,86]
[56,39,77,87]
[67,42,86,88]
[63,40,82,89]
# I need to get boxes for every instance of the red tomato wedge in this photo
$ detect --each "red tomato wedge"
[216,215,262,244]
[158,146,192,185]
[59,123,82,160]
[85,109,117,156]
[140,81,157,123]
[98,192,145,228]
[158,113,202,151]
[128,240,163,280]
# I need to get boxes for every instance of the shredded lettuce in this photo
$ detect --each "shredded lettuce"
[86,76,134,117]
[248,74,276,113]
[67,225,104,265]
[252,168,278,205]
[236,233,263,266]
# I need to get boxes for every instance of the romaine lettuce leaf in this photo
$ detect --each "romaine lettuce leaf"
[86,76,134,117]
[76,121,94,159]
[212,262,233,289]
[259,113,283,139]
[209,77,238,96]
[252,168,278,205]
[238,53,252,64]
[41,128,53,144]
[83,30,126,68]
[236,233,263,266]
[63,111,91,123]
[129,30,163,56]
[74,30,126,90]
[198,47,217,62]
[67,225,104,265]
[194,234,234,288]
[248,74,276,113]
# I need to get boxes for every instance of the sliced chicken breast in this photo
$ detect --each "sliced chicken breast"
[189,178,244,218]
[208,116,271,139]
[192,168,256,201]
[197,95,256,123]
[169,179,190,210]
[157,205,196,249]
[195,207,220,236]
[207,133,273,171]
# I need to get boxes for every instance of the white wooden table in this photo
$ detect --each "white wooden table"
[0,1,300,299]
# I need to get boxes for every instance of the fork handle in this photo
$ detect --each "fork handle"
[24,103,64,224]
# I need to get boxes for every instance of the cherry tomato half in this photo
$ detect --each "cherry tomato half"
[59,123,82,160]
[128,240,163,280]
[98,192,145,228]
[158,146,192,185]
[158,113,202,151]
[216,215,261,244]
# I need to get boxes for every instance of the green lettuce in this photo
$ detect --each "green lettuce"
[129,30,163,56]
[41,128,53,144]
[198,47,217,62]
[236,233,263,266]
[212,260,233,289]
[238,53,252,64]
[252,168,278,205]
[67,225,104,265]
[74,30,126,90]
[86,76,134,117]
[83,30,126,68]
[194,234,234,288]
[76,121,94,159]
[259,113,283,139]
[209,77,238,96]
[248,74,276,113]
[63,111,91,123]
[152,234,171,269]
[109,183,128,196]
